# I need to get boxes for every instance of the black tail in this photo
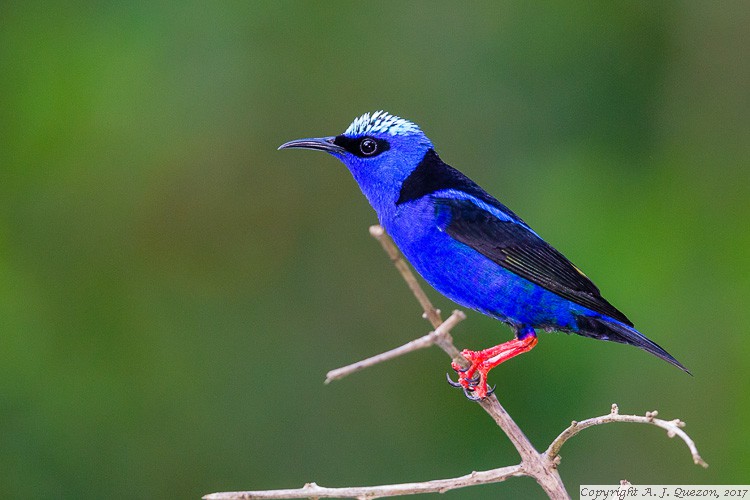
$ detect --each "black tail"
[576,316,691,374]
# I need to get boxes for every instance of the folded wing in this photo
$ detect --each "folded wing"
[434,196,633,326]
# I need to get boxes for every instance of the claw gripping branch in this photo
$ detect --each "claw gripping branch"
[449,334,538,399]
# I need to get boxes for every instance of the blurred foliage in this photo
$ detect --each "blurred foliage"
[1,2,749,498]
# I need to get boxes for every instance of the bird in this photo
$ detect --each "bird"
[279,111,688,400]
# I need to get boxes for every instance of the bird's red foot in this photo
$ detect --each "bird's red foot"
[448,333,538,400]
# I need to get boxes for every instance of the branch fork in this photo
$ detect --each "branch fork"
[204,225,706,500]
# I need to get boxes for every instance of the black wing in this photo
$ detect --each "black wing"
[435,197,633,326]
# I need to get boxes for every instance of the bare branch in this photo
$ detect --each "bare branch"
[325,310,466,384]
[203,464,524,499]
[205,226,706,500]
[545,404,708,468]
[368,226,568,498]
[369,225,443,330]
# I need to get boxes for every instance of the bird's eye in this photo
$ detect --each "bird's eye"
[359,138,378,156]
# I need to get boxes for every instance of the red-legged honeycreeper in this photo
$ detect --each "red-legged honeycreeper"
[279,111,689,400]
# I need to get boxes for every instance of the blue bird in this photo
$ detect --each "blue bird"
[279,111,688,399]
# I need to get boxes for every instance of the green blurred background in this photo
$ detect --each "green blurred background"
[2,2,748,498]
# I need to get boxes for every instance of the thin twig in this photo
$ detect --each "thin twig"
[368,226,567,498]
[369,225,443,330]
[204,226,706,500]
[325,310,466,384]
[545,404,708,468]
[203,464,524,500]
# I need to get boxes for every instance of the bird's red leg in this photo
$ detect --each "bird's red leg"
[450,329,537,399]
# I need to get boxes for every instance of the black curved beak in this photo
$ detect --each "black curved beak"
[277,136,345,154]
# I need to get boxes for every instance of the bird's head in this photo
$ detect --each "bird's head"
[279,111,433,217]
